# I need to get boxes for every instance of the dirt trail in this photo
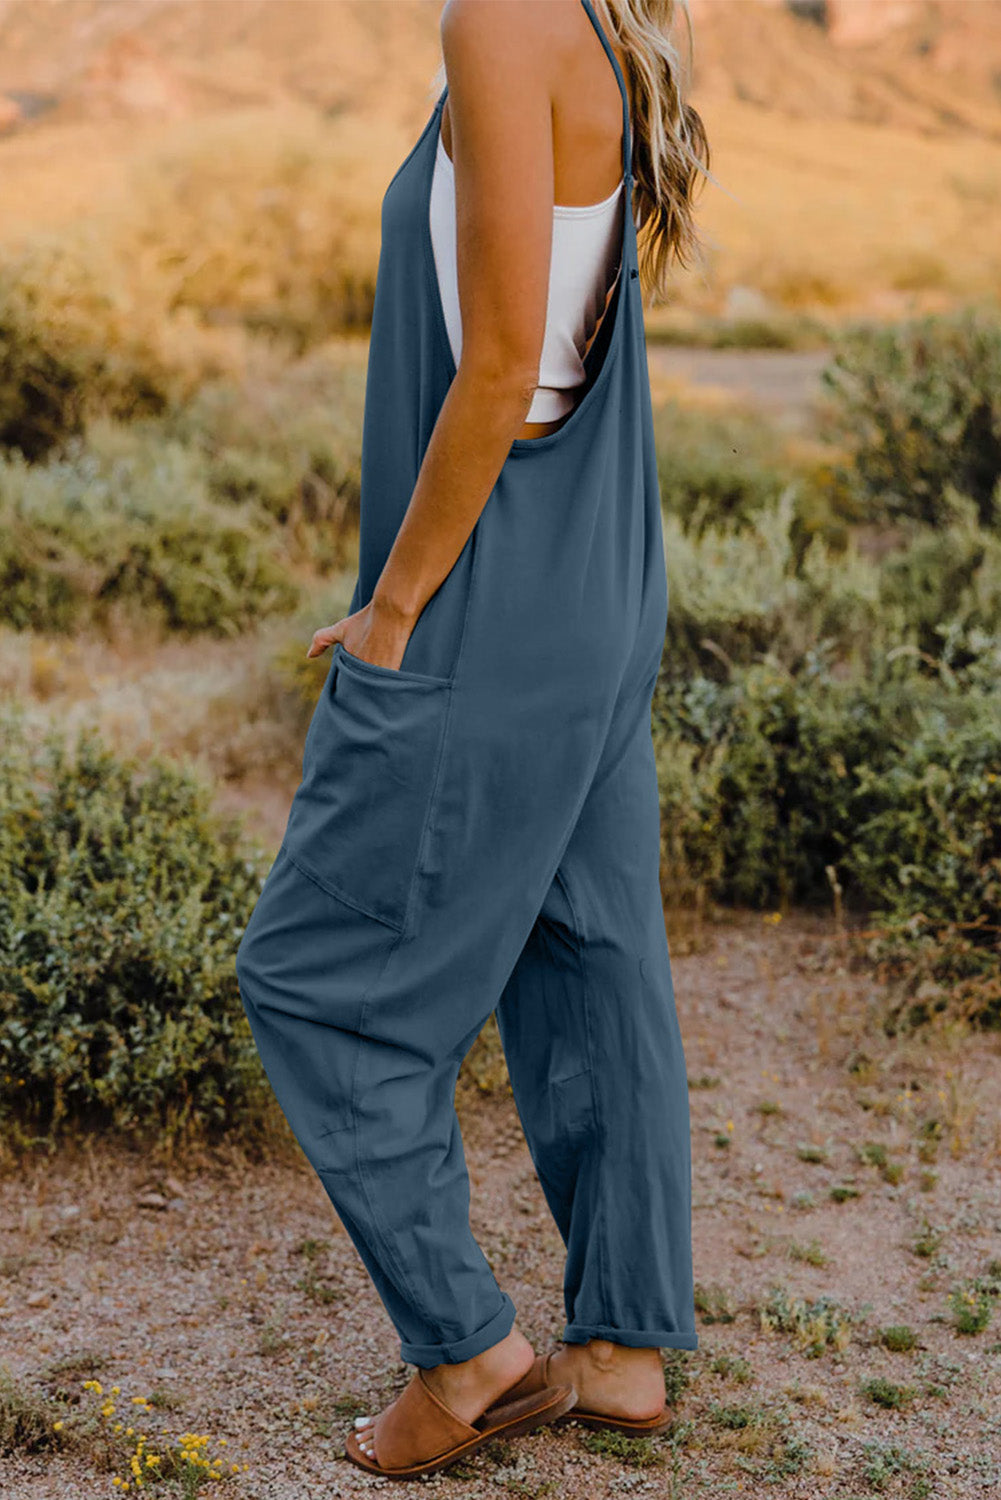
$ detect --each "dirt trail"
[2,912,999,1498]
[647,346,832,431]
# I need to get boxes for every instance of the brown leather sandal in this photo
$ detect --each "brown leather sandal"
[344,1365,578,1480]
[483,1349,674,1436]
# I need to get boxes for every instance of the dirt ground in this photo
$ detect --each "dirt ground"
[2,911,1000,1500]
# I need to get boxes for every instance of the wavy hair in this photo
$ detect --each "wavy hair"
[430,0,712,306]
[593,0,711,304]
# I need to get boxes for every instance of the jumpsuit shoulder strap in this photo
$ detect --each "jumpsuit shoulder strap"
[578,0,633,184]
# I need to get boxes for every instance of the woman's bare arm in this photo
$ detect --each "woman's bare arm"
[309,0,559,667]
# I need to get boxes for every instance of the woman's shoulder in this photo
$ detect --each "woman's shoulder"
[441,0,570,67]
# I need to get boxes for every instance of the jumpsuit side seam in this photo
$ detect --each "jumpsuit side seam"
[552,864,613,1331]
[347,930,433,1332]
[344,512,488,1351]
[344,653,491,1355]
[542,744,607,922]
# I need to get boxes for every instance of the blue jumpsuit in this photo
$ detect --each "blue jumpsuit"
[236,0,698,1369]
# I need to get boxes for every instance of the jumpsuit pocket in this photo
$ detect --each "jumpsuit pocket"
[281,643,452,934]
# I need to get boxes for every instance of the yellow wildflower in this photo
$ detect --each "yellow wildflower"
[53,1421,63,1432]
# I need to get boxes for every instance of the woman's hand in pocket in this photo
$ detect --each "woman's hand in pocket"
[307,598,415,671]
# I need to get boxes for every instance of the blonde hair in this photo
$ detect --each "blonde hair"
[430,0,712,306]
[592,0,711,305]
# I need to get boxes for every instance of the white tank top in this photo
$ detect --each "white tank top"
[429,122,629,423]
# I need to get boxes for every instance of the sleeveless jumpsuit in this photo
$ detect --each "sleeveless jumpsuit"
[236,0,699,1368]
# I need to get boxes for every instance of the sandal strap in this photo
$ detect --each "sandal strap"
[372,1368,479,1470]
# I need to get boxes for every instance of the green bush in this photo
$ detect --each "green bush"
[161,345,366,569]
[821,307,1001,528]
[847,690,1001,931]
[656,656,891,908]
[652,645,1001,1025]
[0,427,300,634]
[876,491,1001,662]
[662,487,899,678]
[654,398,808,534]
[661,483,1001,681]
[0,714,269,1141]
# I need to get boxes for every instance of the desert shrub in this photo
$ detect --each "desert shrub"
[867,922,1001,1033]
[0,112,384,464]
[847,690,1001,932]
[108,109,382,352]
[654,398,810,533]
[161,343,367,567]
[876,491,1001,661]
[821,307,1001,528]
[0,240,190,463]
[653,641,1001,1025]
[648,310,830,352]
[661,481,1001,681]
[0,714,270,1141]
[662,487,896,678]
[655,730,729,910]
[655,654,904,908]
[0,429,300,634]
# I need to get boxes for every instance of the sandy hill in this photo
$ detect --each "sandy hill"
[0,0,998,320]
[0,0,999,139]
[0,0,445,136]
[687,0,1001,138]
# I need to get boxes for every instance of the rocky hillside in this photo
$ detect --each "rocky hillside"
[686,0,1001,137]
[0,0,998,139]
[1,0,997,319]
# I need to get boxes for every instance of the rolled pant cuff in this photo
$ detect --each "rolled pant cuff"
[400,1293,518,1368]
[562,1321,699,1351]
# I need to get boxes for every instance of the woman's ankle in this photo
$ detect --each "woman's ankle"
[425,1326,533,1403]
[578,1337,662,1368]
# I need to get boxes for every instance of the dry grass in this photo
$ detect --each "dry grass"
[663,95,1001,319]
[2,5,999,336]
[0,576,355,851]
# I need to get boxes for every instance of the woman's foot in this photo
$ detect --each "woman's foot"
[547,1339,666,1422]
[352,1326,537,1462]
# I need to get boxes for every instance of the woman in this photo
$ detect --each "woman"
[236,0,710,1481]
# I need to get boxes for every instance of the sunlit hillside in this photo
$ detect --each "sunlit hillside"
[0,0,999,320]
